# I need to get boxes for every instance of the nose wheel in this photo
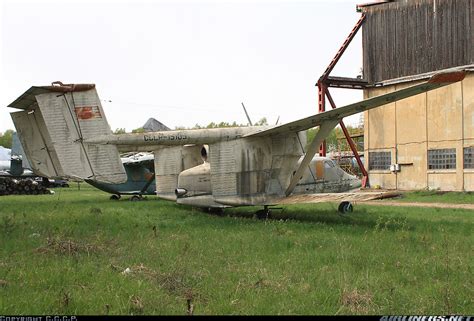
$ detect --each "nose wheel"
[338,201,353,214]
[255,205,273,220]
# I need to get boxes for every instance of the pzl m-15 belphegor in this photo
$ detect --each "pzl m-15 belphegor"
[6,72,465,215]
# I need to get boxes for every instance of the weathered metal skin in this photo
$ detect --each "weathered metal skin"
[172,134,360,207]
[8,71,465,209]
[292,157,361,194]
[208,134,303,206]
[154,144,205,201]
[86,127,267,148]
[174,152,361,207]
[175,162,228,208]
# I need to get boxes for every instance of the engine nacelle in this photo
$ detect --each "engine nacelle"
[154,144,206,201]
[175,162,226,208]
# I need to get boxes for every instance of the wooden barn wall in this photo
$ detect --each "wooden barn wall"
[362,0,473,83]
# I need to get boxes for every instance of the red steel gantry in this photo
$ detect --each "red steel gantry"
[316,13,369,188]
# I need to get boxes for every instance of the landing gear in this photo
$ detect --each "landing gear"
[202,207,225,216]
[130,195,143,202]
[110,194,121,200]
[255,205,272,220]
[338,201,353,214]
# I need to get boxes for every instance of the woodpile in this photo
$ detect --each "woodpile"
[0,178,51,196]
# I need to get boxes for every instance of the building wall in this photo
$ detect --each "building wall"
[364,72,474,191]
[362,0,474,83]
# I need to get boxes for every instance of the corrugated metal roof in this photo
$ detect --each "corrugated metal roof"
[370,65,474,88]
[357,0,392,10]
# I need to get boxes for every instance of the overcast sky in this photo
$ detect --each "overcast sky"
[1,0,365,133]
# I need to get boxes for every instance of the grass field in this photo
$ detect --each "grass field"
[396,190,473,204]
[0,184,472,315]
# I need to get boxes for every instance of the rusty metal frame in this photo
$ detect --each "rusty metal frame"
[316,13,369,187]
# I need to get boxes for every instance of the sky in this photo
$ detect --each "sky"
[1,0,365,133]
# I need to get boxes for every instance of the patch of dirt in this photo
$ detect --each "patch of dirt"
[340,288,373,314]
[129,295,144,314]
[117,262,203,314]
[118,263,195,297]
[36,237,101,256]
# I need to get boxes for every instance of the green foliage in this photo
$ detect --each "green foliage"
[132,128,146,133]
[0,185,472,315]
[177,117,269,130]
[113,128,126,134]
[253,117,268,126]
[204,121,242,129]
[113,127,147,134]
[0,129,14,148]
[306,125,363,152]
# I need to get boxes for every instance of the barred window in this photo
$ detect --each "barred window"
[369,151,391,170]
[428,148,456,170]
[464,147,474,169]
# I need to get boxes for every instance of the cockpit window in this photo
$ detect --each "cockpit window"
[324,160,336,169]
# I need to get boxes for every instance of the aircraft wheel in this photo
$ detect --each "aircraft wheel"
[130,195,142,202]
[255,208,272,220]
[203,207,225,216]
[338,201,353,214]
[110,194,121,200]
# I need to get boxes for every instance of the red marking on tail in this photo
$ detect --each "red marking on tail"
[75,106,102,120]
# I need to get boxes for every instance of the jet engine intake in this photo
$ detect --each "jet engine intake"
[201,145,209,162]
[175,188,188,197]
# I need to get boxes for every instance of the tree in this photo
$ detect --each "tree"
[114,128,126,134]
[306,125,363,152]
[254,117,268,126]
[132,127,145,133]
[0,130,14,148]
[188,117,269,130]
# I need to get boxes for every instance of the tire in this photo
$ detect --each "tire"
[110,194,121,200]
[255,209,272,220]
[130,195,142,202]
[338,201,353,214]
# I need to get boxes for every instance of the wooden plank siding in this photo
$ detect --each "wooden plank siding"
[362,0,473,84]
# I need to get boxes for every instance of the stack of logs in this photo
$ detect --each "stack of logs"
[0,178,51,196]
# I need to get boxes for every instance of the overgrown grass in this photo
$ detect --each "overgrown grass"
[0,184,473,315]
[398,190,473,204]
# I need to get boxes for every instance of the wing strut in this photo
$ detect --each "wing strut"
[285,120,338,196]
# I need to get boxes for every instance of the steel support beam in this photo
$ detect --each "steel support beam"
[317,82,327,156]
[325,89,369,186]
[315,13,368,187]
[285,120,339,196]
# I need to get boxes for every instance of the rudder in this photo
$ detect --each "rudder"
[9,83,126,184]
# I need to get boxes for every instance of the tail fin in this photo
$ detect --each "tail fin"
[9,83,126,184]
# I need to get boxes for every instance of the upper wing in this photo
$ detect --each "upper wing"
[246,71,465,138]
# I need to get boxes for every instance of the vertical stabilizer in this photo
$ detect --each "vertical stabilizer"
[9,83,127,184]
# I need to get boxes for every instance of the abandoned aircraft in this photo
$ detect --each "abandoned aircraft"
[83,118,171,200]
[86,151,155,201]
[6,71,465,215]
[0,133,34,177]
